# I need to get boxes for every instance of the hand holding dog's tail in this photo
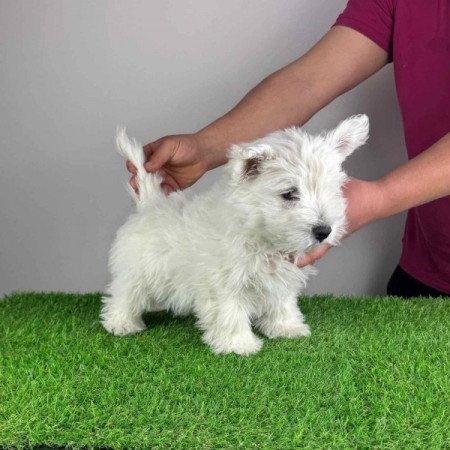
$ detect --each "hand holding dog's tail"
[116,127,164,210]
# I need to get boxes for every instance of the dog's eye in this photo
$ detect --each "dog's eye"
[281,189,300,201]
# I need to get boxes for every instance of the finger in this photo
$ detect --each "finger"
[126,160,137,174]
[142,143,154,159]
[297,253,315,267]
[129,176,138,192]
[144,141,177,173]
[160,172,181,192]
[297,244,331,267]
[161,183,174,194]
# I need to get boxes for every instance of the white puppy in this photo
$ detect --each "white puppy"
[101,115,369,355]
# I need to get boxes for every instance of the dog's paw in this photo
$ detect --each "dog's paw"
[258,319,311,339]
[204,332,263,356]
[101,316,147,336]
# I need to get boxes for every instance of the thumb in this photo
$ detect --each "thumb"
[144,140,177,173]
[297,244,331,267]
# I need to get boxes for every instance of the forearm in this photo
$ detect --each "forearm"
[195,26,388,170]
[195,69,324,169]
[374,133,450,220]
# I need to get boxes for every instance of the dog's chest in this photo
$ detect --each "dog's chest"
[249,254,303,293]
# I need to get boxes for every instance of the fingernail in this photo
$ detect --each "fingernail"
[161,183,173,195]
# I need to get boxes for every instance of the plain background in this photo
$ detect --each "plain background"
[0,0,408,297]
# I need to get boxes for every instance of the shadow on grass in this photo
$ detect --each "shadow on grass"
[142,309,196,329]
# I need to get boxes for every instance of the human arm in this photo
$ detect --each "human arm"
[128,26,389,191]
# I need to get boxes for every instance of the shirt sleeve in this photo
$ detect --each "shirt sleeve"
[334,0,395,61]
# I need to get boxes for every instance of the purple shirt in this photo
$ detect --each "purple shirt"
[335,0,450,293]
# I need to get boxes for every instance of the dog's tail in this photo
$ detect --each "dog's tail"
[116,127,164,210]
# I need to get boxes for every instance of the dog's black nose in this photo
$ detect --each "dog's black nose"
[312,225,332,242]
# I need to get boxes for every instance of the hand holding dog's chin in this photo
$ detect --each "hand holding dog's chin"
[297,177,384,267]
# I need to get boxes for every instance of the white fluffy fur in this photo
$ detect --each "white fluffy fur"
[101,115,369,355]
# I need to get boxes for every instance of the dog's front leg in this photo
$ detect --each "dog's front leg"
[100,278,148,336]
[255,290,310,339]
[197,294,262,356]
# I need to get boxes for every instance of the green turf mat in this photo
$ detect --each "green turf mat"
[1,292,449,449]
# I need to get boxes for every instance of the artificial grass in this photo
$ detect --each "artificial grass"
[0,293,449,449]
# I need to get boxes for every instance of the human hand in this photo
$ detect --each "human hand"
[127,133,211,193]
[297,177,383,267]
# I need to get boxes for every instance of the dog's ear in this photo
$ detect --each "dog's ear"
[225,143,275,183]
[326,114,369,159]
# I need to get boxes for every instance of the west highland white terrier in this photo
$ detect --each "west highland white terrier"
[101,115,369,355]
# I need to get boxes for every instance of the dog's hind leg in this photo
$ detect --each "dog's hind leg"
[100,277,148,336]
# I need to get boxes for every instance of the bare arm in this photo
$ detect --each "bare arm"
[375,133,450,218]
[349,132,450,235]
[197,25,389,169]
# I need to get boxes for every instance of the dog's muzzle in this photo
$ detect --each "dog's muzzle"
[312,225,332,242]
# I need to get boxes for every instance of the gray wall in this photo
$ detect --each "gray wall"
[0,0,407,297]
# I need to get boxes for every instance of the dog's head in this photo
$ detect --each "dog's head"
[223,114,369,254]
